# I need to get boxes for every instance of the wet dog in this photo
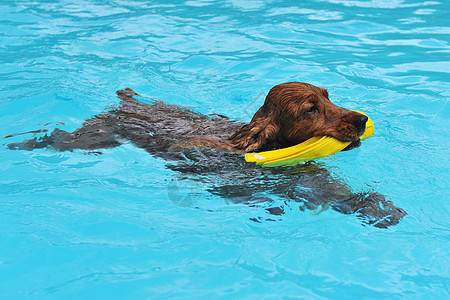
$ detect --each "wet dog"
[7,82,406,228]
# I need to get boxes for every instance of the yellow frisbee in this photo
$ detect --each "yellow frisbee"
[244,111,374,167]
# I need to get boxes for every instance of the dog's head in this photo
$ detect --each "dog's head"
[230,82,368,152]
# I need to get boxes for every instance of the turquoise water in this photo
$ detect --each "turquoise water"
[1,0,449,298]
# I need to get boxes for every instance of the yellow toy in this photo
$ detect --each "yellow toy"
[245,111,374,167]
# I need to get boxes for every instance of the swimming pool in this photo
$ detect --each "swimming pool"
[1,0,449,298]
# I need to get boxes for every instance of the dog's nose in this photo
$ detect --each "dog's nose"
[353,114,368,132]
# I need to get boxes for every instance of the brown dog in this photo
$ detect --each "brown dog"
[7,82,406,228]
[8,82,367,156]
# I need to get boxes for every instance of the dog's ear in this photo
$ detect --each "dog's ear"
[229,106,280,152]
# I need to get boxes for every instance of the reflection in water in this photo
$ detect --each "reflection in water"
[169,148,406,228]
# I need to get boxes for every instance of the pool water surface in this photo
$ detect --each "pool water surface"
[0,0,449,298]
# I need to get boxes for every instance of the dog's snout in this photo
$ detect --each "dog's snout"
[353,114,368,132]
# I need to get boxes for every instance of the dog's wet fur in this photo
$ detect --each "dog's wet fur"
[7,82,406,228]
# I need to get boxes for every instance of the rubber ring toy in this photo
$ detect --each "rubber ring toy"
[244,111,374,167]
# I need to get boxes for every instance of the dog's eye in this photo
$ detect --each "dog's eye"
[306,105,317,114]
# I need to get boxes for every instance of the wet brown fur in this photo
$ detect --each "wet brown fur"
[8,82,367,156]
[170,82,368,153]
[227,82,367,152]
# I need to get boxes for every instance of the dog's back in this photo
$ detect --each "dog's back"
[8,88,242,160]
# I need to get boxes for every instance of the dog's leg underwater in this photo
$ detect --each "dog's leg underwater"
[7,128,71,151]
[6,88,140,152]
[7,124,124,152]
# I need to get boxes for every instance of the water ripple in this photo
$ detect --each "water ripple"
[1,0,449,298]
